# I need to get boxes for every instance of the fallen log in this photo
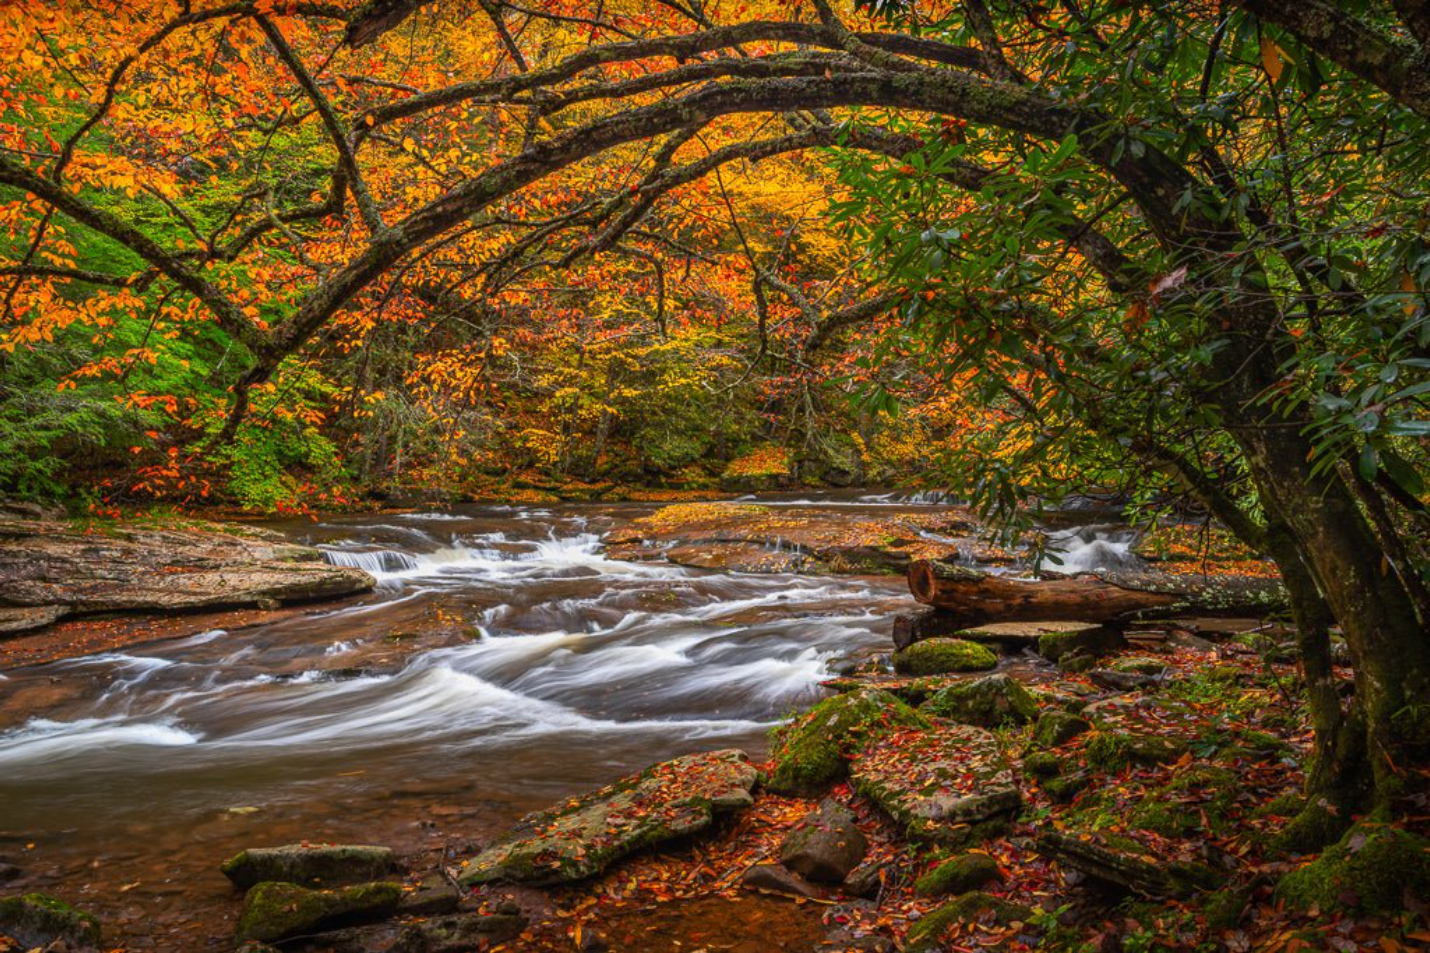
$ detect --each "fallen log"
[905,560,1286,635]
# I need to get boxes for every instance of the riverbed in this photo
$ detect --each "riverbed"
[0,498,935,949]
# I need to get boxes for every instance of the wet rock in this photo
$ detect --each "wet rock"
[779,799,868,884]
[1036,831,1222,898]
[401,913,528,951]
[920,674,1039,727]
[395,872,460,916]
[221,844,396,889]
[0,518,373,630]
[905,891,1033,952]
[0,604,66,634]
[891,638,997,676]
[914,852,1002,896]
[1030,710,1092,748]
[841,858,888,898]
[764,690,930,795]
[235,881,403,944]
[1037,626,1126,662]
[851,724,1021,845]
[741,863,827,900]
[0,892,101,950]
[457,749,756,886]
[1058,652,1097,673]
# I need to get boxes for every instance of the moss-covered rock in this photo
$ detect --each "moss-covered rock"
[1022,751,1062,778]
[1038,626,1125,662]
[459,748,756,885]
[1084,731,1188,770]
[221,844,395,889]
[920,674,1038,727]
[1110,656,1170,676]
[1275,821,1430,914]
[1127,765,1235,836]
[1031,710,1092,748]
[1043,772,1091,803]
[0,893,101,950]
[1059,652,1097,673]
[1037,831,1222,898]
[764,690,930,795]
[851,724,1021,845]
[914,852,1002,896]
[235,881,402,944]
[906,891,1033,952]
[893,638,998,676]
[1202,886,1252,932]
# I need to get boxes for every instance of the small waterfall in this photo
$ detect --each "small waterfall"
[321,548,422,576]
[1044,525,1142,573]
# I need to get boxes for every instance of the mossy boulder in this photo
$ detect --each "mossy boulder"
[851,724,1021,845]
[1275,821,1430,914]
[1022,751,1062,778]
[1031,710,1092,748]
[1043,772,1091,803]
[221,844,395,889]
[458,749,756,885]
[1084,731,1188,771]
[1059,652,1097,673]
[914,852,1002,896]
[921,674,1039,727]
[765,690,930,795]
[906,891,1033,952]
[0,893,101,950]
[235,881,402,944]
[892,639,997,676]
[1038,626,1126,662]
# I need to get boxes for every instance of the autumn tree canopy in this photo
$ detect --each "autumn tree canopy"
[5,0,1430,835]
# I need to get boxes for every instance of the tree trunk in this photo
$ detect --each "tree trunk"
[905,560,1287,631]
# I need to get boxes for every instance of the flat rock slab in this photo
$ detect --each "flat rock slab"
[0,518,372,632]
[851,725,1020,844]
[221,844,396,889]
[958,621,1106,646]
[457,749,757,886]
[1036,831,1222,898]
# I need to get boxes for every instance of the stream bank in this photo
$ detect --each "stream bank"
[1,496,1422,952]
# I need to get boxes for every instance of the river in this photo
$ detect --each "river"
[0,499,926,948]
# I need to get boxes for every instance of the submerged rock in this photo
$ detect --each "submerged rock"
[764,690,930,795]
[779,799,868,884]
[851,724,1020,845]
[235,881,403,944]
[400,912,527,951]
[742,863,828,900]
[1036,831,1221,898]
[921,674,1039,727]
[0,892,101,950]
[457,749,756,886]
[221,844,396,889]
[0,518,373,632]
[891,639,997,676]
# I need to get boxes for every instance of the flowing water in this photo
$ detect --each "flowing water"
[0,501,913,948]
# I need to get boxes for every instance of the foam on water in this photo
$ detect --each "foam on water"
[1044,525,1142,573]
[0,717,199,768]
